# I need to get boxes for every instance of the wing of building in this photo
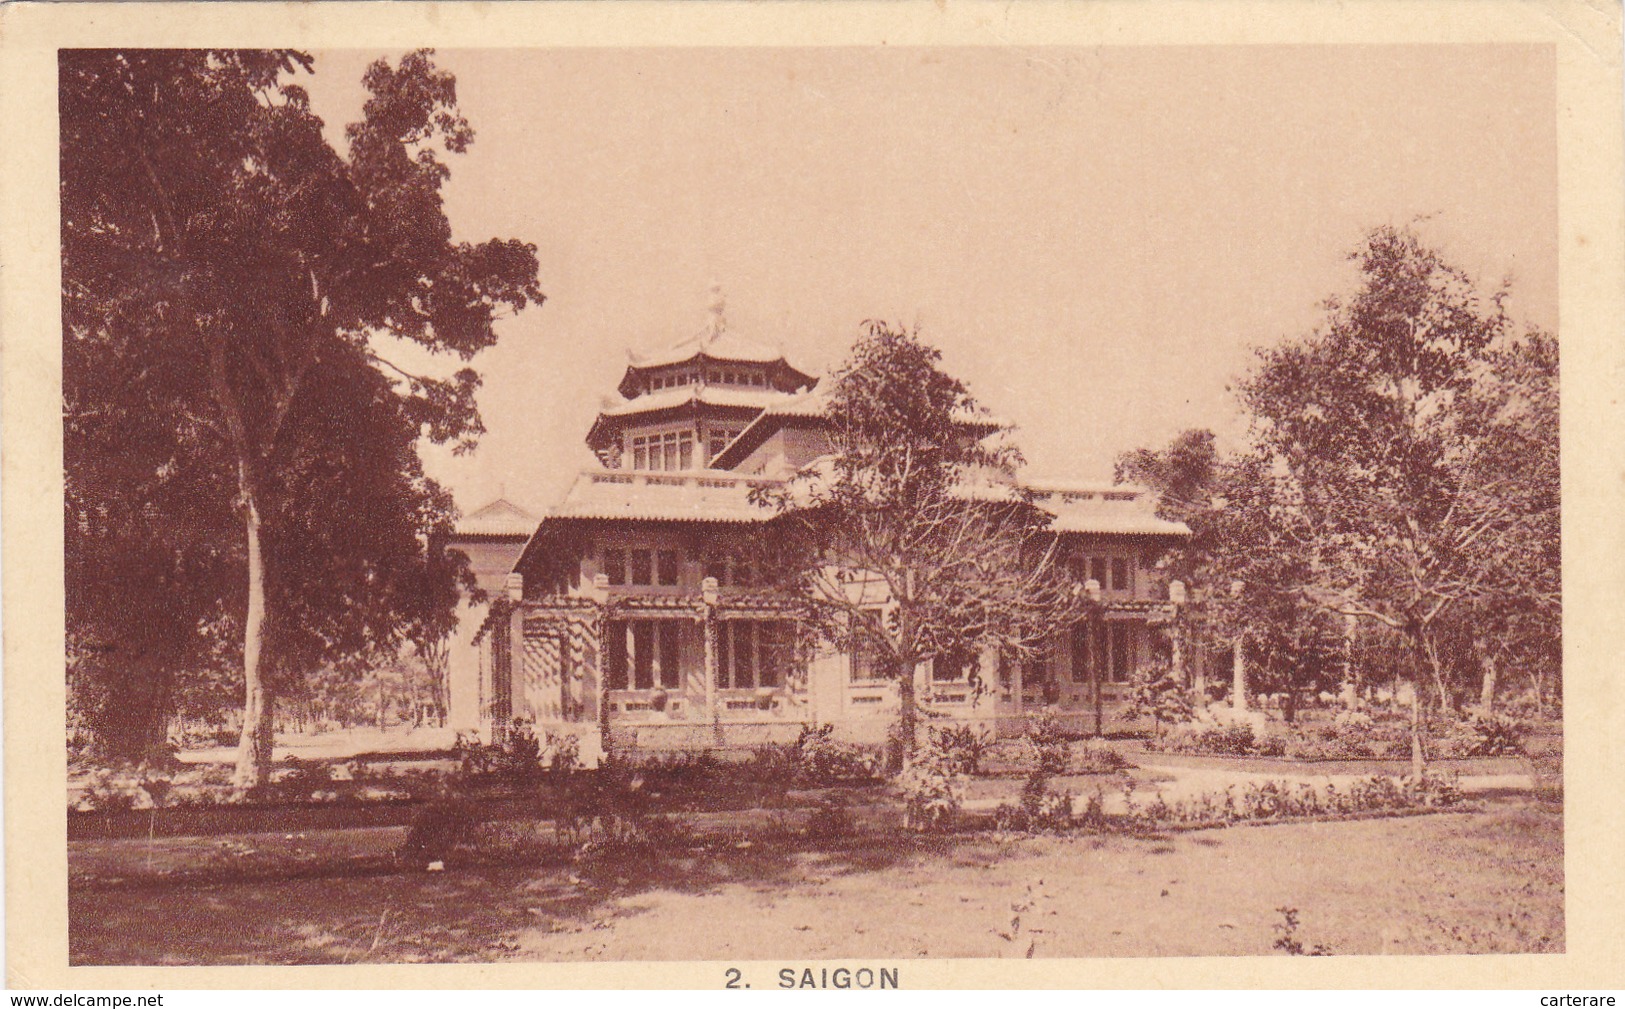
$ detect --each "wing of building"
[443,303,1192,762]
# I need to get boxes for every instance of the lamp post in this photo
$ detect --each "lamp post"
[1085,578,1103,736]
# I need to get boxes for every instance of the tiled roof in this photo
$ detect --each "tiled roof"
[547,469,780,524]
[708,384,1008,472]
[453,497,538,538]
[628,329,793,369]
[530,464,1188,538]
[1036,486,1191,538]
[597,385,796,418]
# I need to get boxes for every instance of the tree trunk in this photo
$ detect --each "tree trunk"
[1231,638,1247,712]
[1420,631,1452,715]
[1409,679,1425,777]
[895,592,919,766]
[897,658,918,765]
[1474,636,1498,713]
[232,487,275,788]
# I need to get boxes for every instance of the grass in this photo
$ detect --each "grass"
[69,794,1560,964]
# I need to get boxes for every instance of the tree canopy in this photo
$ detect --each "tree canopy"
[61,49,543,780]
[1122,225,1559,729]
[759,322,1080,757]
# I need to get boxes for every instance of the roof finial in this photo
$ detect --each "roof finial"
[705,281,726,344]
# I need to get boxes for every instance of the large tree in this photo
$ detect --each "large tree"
[759,323,1080,759]
[61,49,542,782]
[1232,225,1557,757]
[1117,431,1342,716]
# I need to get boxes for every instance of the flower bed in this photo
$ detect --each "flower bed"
[1143,709,1528,761]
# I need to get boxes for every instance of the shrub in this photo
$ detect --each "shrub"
[1123,661,1194,735]
[1155,722,1258,756]
[795,724,882,785]
[747,743,799,782]
[898,759,963,832]
[544,730,583,774]
[993,772,1074,833]
[1273,907,1332,956]
[927,724,993,776]
[1024,708,1071,776]
[899,731,968,831]
[1120,771,1463,830]
[1071,738,1129,774]
[1454,712,1525,756]
[454,730,495,776]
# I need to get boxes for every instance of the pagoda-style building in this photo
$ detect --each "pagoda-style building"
[444,294,1190,760]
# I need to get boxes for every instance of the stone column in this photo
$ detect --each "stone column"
[506,573,525,731]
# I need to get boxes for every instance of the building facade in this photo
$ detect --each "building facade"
[445,309,1190,759]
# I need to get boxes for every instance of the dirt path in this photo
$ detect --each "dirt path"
[70,798,1561,964]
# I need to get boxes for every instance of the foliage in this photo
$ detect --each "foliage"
[1449,712,1525,757]
[1123,661,1194,735]
[1117,772,1463,830]
[1023,707,1072,776]
[899,731,968,832]
[61,49,542,780]
[1234,225,1555,715]
[926,723,994,776]
[1121,225,1559,728]
[793,724,884,785]
[993,773,1074,833]
[756,323,1084,756]
[1150,721,1274,757]
[454,720,583,779]
[1070,739,1131,774]
[804,799,858,839]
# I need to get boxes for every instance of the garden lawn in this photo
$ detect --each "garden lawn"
[70,796,1560,964]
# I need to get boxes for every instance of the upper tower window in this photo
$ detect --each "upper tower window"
[632,430,695,471]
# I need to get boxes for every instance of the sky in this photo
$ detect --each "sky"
[303,45,1557,516]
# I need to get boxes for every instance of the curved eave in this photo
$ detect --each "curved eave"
[584,399,771,451]
[615,354,817,399]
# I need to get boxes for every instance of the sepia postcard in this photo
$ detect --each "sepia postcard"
[3,0,1623,992]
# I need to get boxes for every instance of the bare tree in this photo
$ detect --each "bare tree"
[758,322,1082,759]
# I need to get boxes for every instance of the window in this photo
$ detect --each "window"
[849,610,888,683]
[630,430,696,471]
[605,620,629,689]
[703,554,754,586]
[719,621,788,689]
[629,549,653,586]
[1069,622,1091,682]
[933,646,974,682]
[1069,621,1134,684]
[657,549,680,586]
[1109,623,1132,683]
[660,622,682,689]
[1089,557,1107,587]
[707,426,744,464]
[617,620,682,690]
[603,549,626,586]
[1111,557,1130,592]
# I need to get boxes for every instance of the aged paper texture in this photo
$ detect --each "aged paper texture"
[4,0,1622,990]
